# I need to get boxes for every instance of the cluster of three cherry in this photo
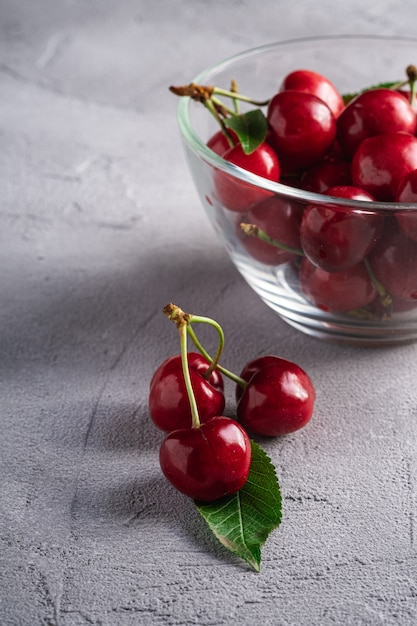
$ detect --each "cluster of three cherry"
[149,304,315,503]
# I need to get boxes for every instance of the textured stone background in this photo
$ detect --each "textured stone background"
[1,1,417,624]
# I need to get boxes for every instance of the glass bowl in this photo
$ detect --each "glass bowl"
[176,35,417,345]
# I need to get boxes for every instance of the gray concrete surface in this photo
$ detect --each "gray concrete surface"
[1,1,417,624]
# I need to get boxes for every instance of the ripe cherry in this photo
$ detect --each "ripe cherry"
[235,354,289,402]
[300,155,352,193]
[159,416,252,502]
[267,90,336,172]
[299,258,377,312]
[280,68,344,117]
[238,195,303,265]
[351,132,417,201]
[299,186,382,272]
[214,142,280,212]
[337,88,417,158]
[236,356,315,437]
[369,219,417,302]
[395,169,417,242]
[149,353,225,432]
[206,128,238,156]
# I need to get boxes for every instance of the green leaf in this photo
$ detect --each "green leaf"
[195,440,282,571]
[224,109,267,155]
[342,80,402,105]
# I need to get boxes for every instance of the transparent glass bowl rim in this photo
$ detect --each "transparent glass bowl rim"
[177,34,417,213]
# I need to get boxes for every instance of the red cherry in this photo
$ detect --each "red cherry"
[214,142,280,213]
[299,186,382,272]
[337,88,416,158]
[236,357,315,437]
[395,169,417,242]
[206,128,238,156]
[351,132,417,201]
[300,156,352,193]
[159,416,252,502]
[280,68,344,117]
[267,90,336,172]
[369,219,417,302]
[235,354,282,402]
[238,195,303,265]
[299,258,377,312]
[149,353,225,432]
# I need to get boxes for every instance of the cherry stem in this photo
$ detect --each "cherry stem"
[163,303,228,381]
[186,325,248,389]
[363,257,393,310]
[407,64,417,108]
[203,98,236,147]
[163,303,201,428]
[179,324,201,429]
[212,86,270,107]
[240,223,305,256]
[230,78,240,114]
[185,314,225,378]
[169,82,270,108]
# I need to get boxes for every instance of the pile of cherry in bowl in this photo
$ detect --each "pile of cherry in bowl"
[207,67,417,318]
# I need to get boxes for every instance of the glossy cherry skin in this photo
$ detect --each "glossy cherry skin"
[235,354,291,402]
[369,219,417,302]
[149,353,225,432]
[280,68,344,117]
[237,195,303,265]
[159,416,252,502]
[395,169,417,242]
[206,128,238,156]
[214,142,280,213]
[351,132,417,201]
[299,258,377,312]
[337,88,417,158]
[300,156,352,193]
[236,358,315,437]
[300,186,382,272]
[267,90,336,172]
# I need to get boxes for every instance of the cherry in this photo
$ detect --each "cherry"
[299,186,382,272]
[351,132,417,201]
[337,88,417,158]
[299,258,377,312]
[236,357,315,437]
[235,354,282,402]
[159,416,251,502]
[206,128,238,156]
[267,90,336,172]
[237,195,303,266]
[214,141,280,213]
[149,352,225,432]
[280,68,344,117]
[369,219,417,302]
[394,169,417,242]
[300,155,352,193]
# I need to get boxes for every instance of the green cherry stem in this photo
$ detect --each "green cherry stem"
[230,78,240,114]
[163,303,226,380]
[240,223,305,256]
[406,64,417,108]
[186,325,248,389]
[179,323,201,429]
[164,302,248,390]
[185,314,225,378]
[212,86,270,107]
[363,257,393,309]
[163,303,201,429]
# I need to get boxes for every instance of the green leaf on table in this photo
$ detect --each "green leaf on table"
[224,109,267,155]
[195,440,282,572]
[342,80,401,105]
